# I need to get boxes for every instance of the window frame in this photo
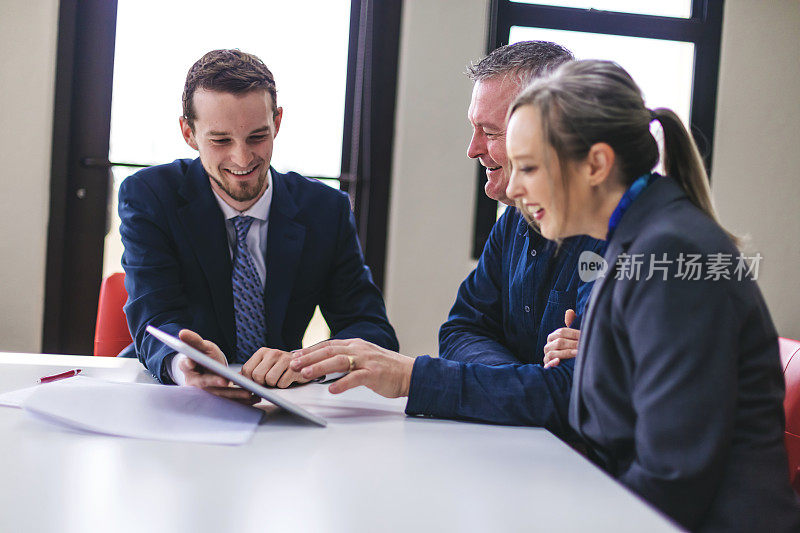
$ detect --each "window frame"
[471,0,724,258]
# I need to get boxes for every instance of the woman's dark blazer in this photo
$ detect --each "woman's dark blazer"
[569,176,800,531]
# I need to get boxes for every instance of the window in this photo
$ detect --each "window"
[509,0,692,19]
[44,0,402,354]
[472,0,724,258]
[104,0,351,277]
[509,27,694,126]
[98,1,354,347]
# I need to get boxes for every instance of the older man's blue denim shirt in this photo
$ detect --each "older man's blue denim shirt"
[406,208,604,436]
[440,207,604,364]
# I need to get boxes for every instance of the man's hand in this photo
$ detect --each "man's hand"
[242,348,311,389]
[290,338,414,398]
[177,329,258,405]
[543,309,580,368]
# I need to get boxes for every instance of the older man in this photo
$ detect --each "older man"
[439,41,604,367]
[284,43,606,437]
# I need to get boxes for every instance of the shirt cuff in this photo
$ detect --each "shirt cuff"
[405,356,459,418]
[166,353,187,386]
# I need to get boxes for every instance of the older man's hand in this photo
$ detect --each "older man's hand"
[290,339,414,398]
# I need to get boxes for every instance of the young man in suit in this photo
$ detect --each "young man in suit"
[119,49,397,391]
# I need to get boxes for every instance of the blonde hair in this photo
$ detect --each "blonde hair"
[508,59,736,244]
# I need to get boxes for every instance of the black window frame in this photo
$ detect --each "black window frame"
[472,0,724,258]
[43,0,401,354]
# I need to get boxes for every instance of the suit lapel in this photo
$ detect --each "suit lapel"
[570,239,622,429]
[264,170,306,348]
[176,159,236,351]
[570,176,686,432]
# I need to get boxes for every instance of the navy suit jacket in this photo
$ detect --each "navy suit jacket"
[570,176,800,531]
[119,158,397,383]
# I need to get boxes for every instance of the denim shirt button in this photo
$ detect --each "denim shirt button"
[530,249,537,257]
[524,305,531,313]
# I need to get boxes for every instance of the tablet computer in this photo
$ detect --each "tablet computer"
[146,325,327,427]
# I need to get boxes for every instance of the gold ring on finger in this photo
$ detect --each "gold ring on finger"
[347,355,356,372]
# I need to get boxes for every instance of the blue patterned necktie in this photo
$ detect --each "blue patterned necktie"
[231,216,266,363]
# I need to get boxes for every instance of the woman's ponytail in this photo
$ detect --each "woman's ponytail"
[510,60,738,246]
[653,107,739,246]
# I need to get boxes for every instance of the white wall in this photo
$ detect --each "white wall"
[384,0,487,356]
[0,0,59,352]
[712,0,800,339]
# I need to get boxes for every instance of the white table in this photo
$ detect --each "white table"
[0,353,678,533]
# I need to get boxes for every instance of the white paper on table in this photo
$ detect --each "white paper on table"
[22,378,263,445]
[0,376,97,408]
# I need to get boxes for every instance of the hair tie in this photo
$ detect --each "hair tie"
[649,109,658,121]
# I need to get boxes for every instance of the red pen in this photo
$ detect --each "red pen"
[39,369,82,384]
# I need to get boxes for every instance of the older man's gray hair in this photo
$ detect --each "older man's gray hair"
[467,40,574,86]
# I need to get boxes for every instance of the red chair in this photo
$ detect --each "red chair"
[93,273,133,357]
[779,336,800,493]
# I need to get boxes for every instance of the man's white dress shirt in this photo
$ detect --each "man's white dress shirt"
[168,170,273,384]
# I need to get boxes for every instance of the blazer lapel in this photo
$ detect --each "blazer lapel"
[570,238,622,429]
[264,170,306,348]
[570,176,686,432]
[176,159,236,351]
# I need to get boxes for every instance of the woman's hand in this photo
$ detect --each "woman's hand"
[290,339,414,398]
[543,309,580,368]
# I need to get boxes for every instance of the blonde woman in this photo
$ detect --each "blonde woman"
[499,60,799,531]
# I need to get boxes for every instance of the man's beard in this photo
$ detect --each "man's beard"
[209,164,268,203]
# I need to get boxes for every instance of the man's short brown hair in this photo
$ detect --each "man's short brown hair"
[182,49,277,129]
